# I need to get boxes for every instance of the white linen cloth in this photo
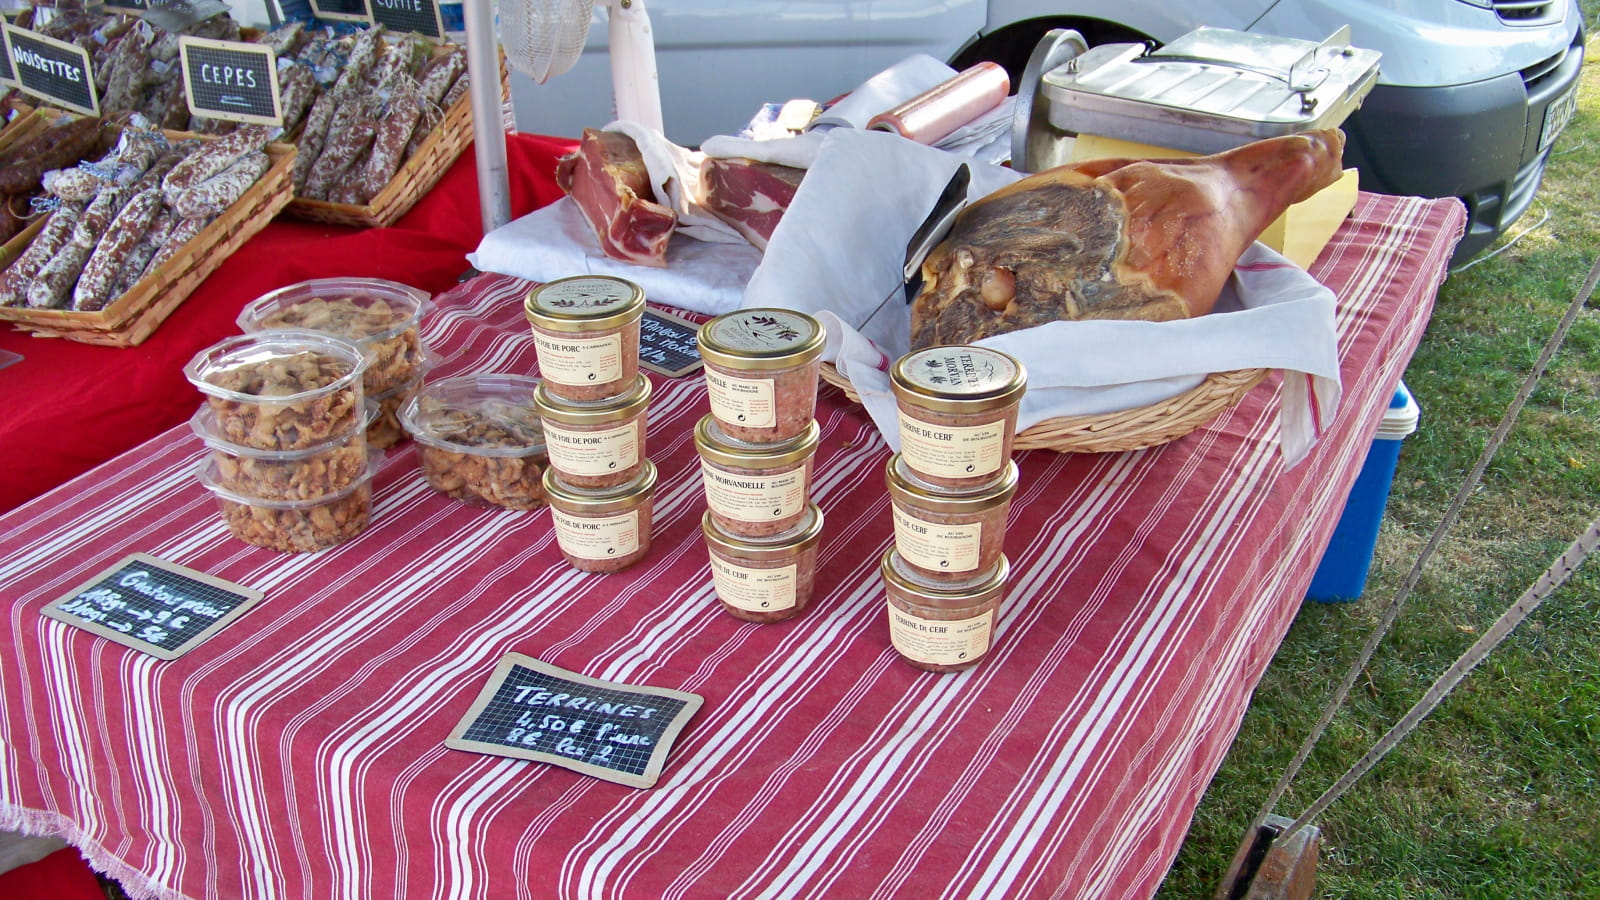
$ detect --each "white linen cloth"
[741,128,1343,466]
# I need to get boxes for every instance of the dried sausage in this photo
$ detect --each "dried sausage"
[171,151,269,219]
[72,187,162,311]
[161,125,276,205]
[358,94,422,200]
[26,239,93,309]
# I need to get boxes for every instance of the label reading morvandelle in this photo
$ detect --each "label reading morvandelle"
[542,420,640,476]
[551,509,640,560]
[700,462,805,522]
[704,368,775,429]
[532,331,623,386]
[897,414,1005,479]
[887,605,994,666]
[891,506,981,573]
[709,557,798,612]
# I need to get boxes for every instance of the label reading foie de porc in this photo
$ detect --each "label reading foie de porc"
[3,24,98,115]
[367,0,445,39]
[447,653,703,789]
[41,553,264,660]
[179,36,283,126]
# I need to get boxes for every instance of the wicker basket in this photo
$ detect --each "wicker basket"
[0,109,68,270]
[283,52,510,229]
[0,139,297,347]
[820,361,1270,454]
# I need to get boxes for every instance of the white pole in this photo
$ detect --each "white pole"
[464,0,512,233]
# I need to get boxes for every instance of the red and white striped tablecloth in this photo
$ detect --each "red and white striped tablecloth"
[0,193,1464,900]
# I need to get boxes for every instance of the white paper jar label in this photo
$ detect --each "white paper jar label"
[532,331,624,386]
[551,509,640,560]
[891,506,981,574]
[896,414,1005,479]
[700,462,805,523]
[542,420,641,476]
[704,368,776,429]
[886,605,995,666]
[709,557,798,612]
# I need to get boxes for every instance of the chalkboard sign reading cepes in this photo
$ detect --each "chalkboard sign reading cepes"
[447,654,703,788]
[179,36,283,127]
[368,0,445,39]
[3,25,99,115]
[41,553,265,660]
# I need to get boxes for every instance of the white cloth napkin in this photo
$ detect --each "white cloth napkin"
[743,128,1342,466]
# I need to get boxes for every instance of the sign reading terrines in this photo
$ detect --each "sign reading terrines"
[41,553,265,660]
[447,654,703,789]
[3,25,98,115]
[639,308,703,377]
[367,0,445,39]
[309,0,373,23]
[179,36,282,126]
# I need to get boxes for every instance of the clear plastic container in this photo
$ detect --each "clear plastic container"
[523,275,645,402]
[542,461,657,573]
[400,374,549,510]
[695,414,818,538]
[701,503,824,623]
[184,330,367,452]
[532,374,651,489]
[367,366,428,450]
[886,455,1017,583]
[880,549,1010,673]
[696,308,825,444]
[189,400,374,503]
[890,345,1026,490]
[237,277,430,395]
[198,453,379,553]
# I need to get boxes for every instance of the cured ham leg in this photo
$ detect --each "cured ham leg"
[910,129,1346,349]
[699,156,806,250]
[556,128,678,267]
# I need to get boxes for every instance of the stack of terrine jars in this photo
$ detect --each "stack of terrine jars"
[881,345,1026,672]
[694,308,827,623]
[525,276,656,574]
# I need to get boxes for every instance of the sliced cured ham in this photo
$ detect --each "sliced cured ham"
[910,129,1346,349]
[698,156,806,250]
[556,128,677,267]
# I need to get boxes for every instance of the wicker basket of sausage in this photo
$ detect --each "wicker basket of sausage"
[0,107,114,270]
[0,116,295,347]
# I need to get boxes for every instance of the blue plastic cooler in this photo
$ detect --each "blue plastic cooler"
[1307,382,1420,602]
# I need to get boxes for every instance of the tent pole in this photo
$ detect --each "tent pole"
[464,0,512,233]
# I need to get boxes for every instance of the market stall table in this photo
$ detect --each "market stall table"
[0,193,1464,899]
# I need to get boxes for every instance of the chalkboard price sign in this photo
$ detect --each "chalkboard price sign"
[41,553,265,660]
[447,654,703,789]
[179,36,282,126]
[3,24,99,116]
[367,0,445,39]
[639,308,703,377]
[310,0,373,24]
[101,0,151,13]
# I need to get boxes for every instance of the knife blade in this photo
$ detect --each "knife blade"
[902,163,971,302]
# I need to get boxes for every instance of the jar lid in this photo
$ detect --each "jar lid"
[398,373,547,458]
[696,308,825,371]
[532,373,652,425]
[701,503,824,560]
[524,276,645,333]
[694,415,820,469]
[880,547,1009,601]
[542,459,657,513]
[184,329,367,404]
[889,345,1026,413]
[885,455,1018,512]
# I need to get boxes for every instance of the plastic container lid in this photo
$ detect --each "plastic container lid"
[398,374,547,457]
[1375,381,1420,440]
[184,330,366,404]
[190,399,378,458]
[237,277,429,347]
[196,450,381,506]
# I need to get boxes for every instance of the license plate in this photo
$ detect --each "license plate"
[1539,83,1578,152]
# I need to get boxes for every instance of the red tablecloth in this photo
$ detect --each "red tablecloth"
[0,132,578,515]
[0,193,1463,900]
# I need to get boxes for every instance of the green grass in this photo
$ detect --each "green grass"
[1156,13,1600,900]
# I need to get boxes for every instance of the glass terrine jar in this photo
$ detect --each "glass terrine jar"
[889,344,1026,490]
[696,307,825,444]
[880,548,1010,673]
[523,275,645,402]
[694,414,819,538]
[701,502,824,623]
[532,373,651,489]
[886,455,1017,583]
[542,461,657,573]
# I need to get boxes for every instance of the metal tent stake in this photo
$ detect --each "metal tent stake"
[464,0,512,234]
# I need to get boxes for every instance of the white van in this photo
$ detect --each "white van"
[509,0,1586,259]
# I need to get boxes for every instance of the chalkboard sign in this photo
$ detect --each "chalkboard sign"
[309,0,372,23]
[3,25,99,116]
[367,0,444,39]
[447,654,703,789]
[100,0,150,13]
[0,30,12,86]
[41,553,265,660]
[639,308,703,377]
[179,37,282,126]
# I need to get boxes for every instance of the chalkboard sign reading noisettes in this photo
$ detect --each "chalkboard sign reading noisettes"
[447,654,702,788]
[3,25,99,115]
[41,554,265,660]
